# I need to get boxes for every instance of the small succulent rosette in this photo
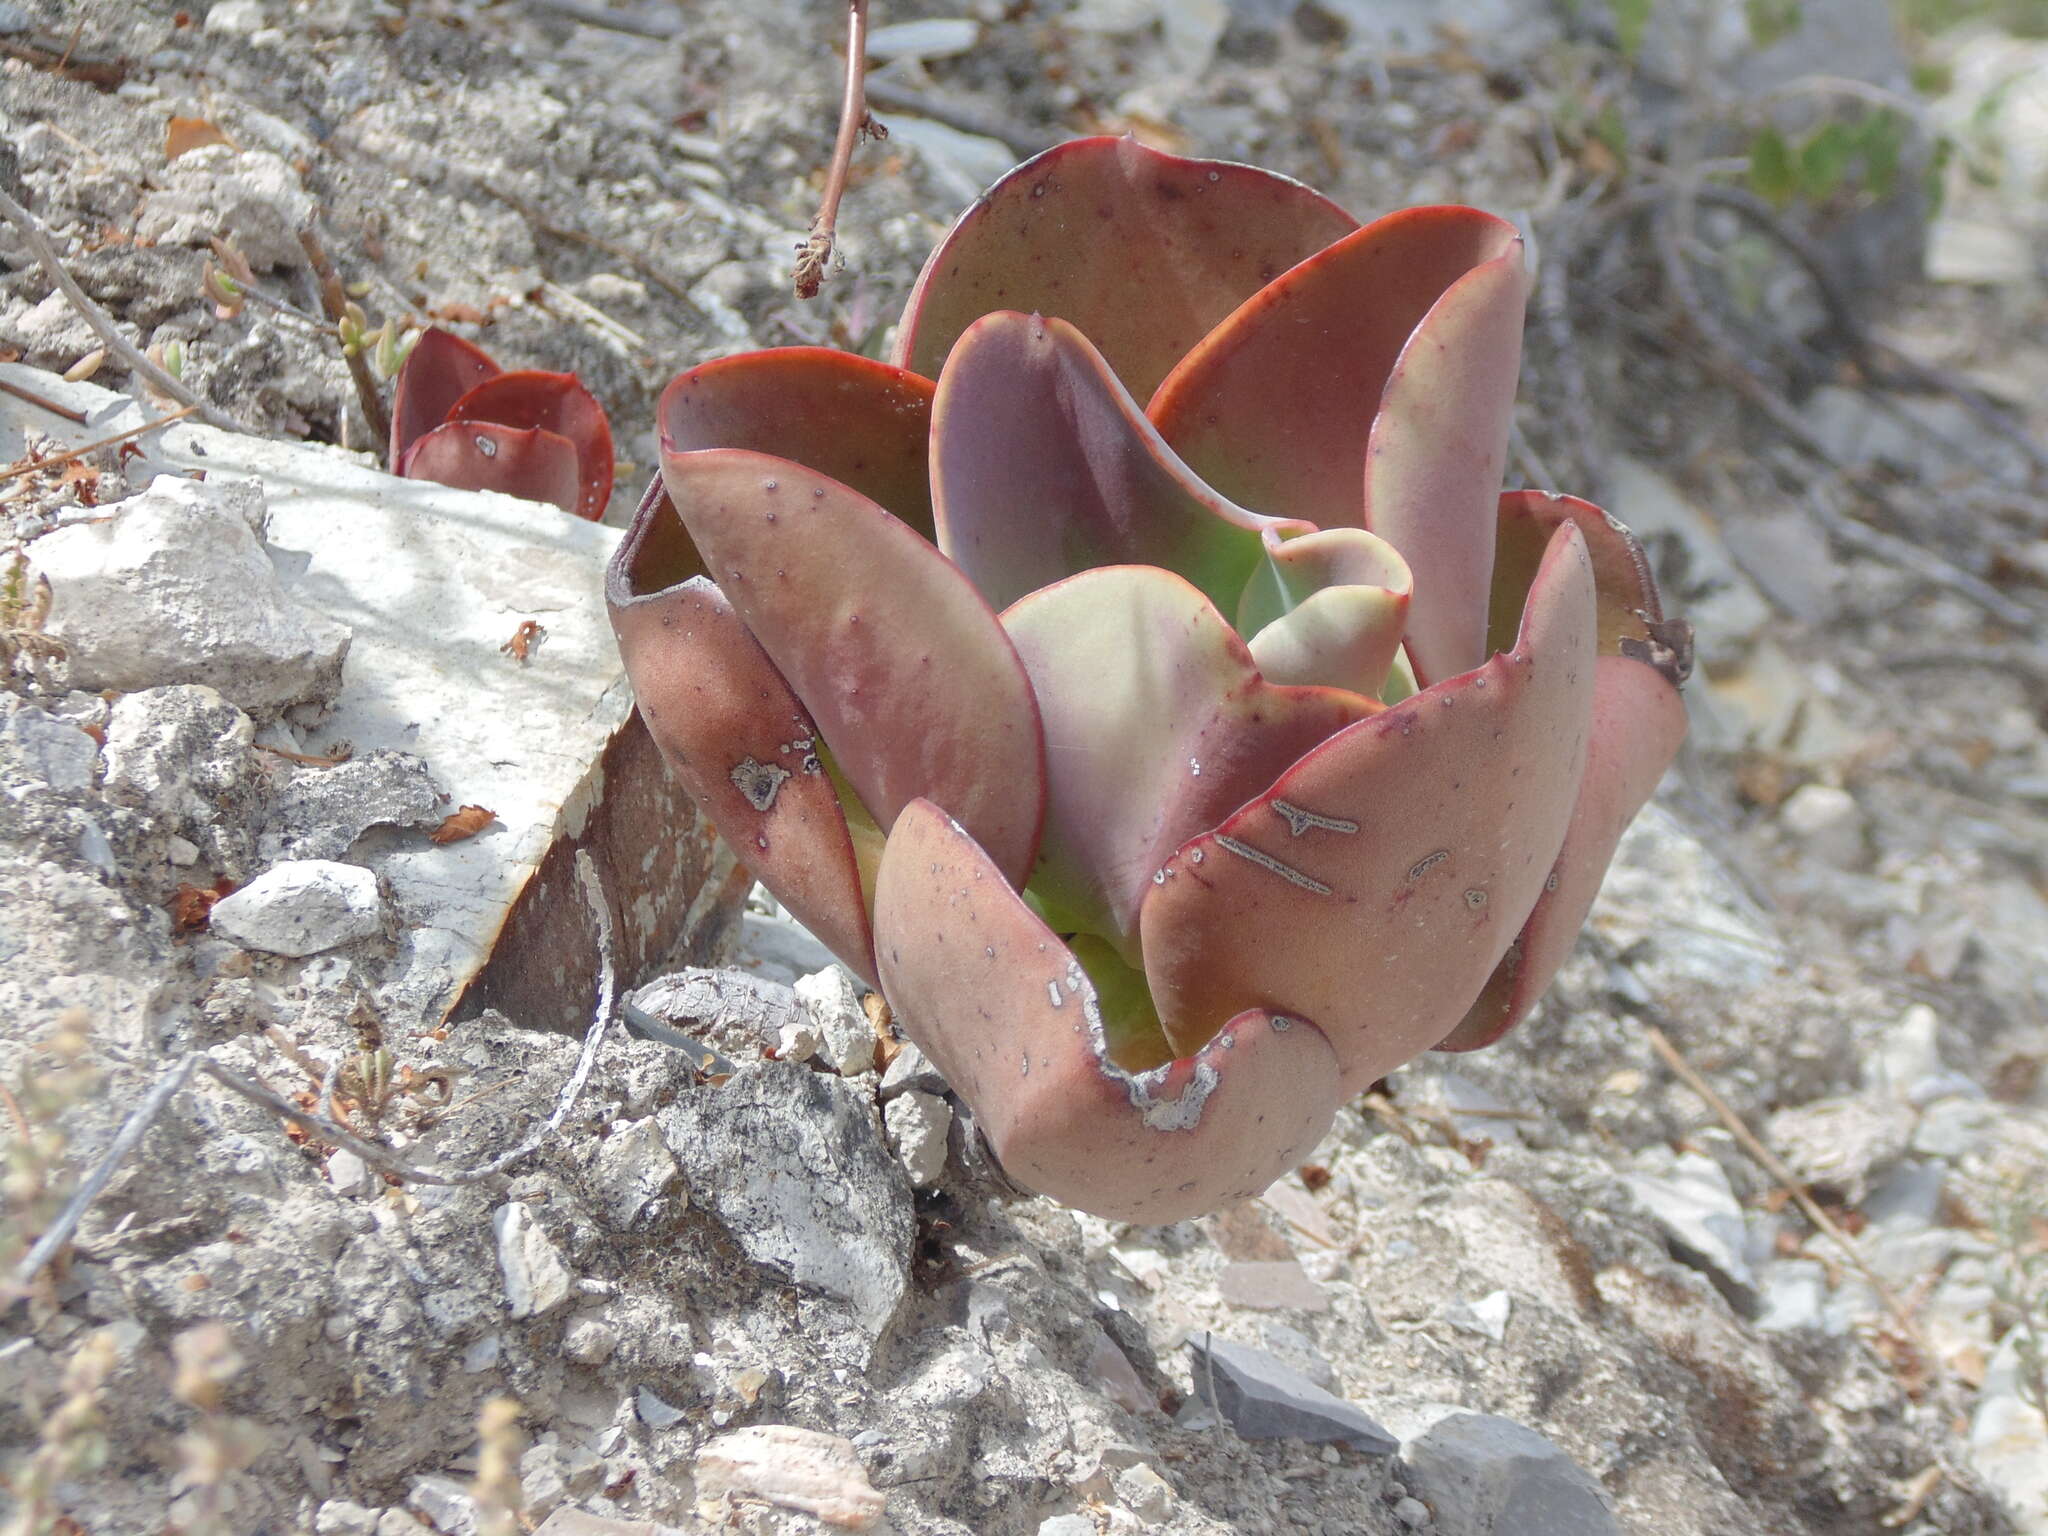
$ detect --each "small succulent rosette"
[390,326,615,520]
[608,136,1690,1223]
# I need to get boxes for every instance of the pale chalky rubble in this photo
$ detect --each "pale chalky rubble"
[206,858,385,956]
[3,1,2047,1533]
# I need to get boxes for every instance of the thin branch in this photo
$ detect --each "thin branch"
[795,0,879,300]
[0,184,250,433]
[1643,1024,1944,1385]
[297,226,392,449]
[0,404,202,485]
[12,851,619,1292]
[1647,189,2034,629]
[0,376,90,424]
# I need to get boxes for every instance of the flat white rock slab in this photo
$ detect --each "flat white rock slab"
[4,364,741,1024]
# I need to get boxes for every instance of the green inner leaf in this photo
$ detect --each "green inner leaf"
[1068,933,1174,1073]
[818,740,885,919]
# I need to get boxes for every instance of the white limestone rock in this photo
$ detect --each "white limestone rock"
[28,475,350,709]
[797,966,875,1076]
[884,1089,953,1188]
[208,859,383,956]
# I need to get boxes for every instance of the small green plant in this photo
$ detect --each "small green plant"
[166,1324,265,1536]
[0,1328,116,1536]
[471,1397,527,1536]
[1,1011,99,1304]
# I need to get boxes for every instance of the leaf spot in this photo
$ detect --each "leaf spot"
[1407,849,1449,881]
[1215,836,1332,895]
[729,757,790,811]
[1271,800,1359,838]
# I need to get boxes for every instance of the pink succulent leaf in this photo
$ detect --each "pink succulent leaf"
[893,134,1358,402]
[1359,233,1532,686]
[658,348,936,540]
[397,420,583,517]
[1001,564,1381,959]
[1149,207,1522,530]
[875,797,1348,1225]
[1137,521,1597,1094]
[1238,526,1414,698]
[1436,653,1688,1051]
[607,483,876,981]
[1486,489,1667,659]
[661,445,1047,890]
[931,311,1312,614]
[388,325,500,469]
[446,371,616,520]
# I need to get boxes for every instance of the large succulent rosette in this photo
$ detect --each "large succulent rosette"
[608,137,1689,1224]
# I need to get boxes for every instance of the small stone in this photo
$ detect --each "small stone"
[1755,1260,1830,1333]
[796,966,875,1076]
[1623,1150,1753,1292]
[658,1062,911,1342]
[102,685,255,822]
[1443,1289,1511,1342]
[326,1148,371,1197]
[1392,1496,1432,1528]
[0,704,100,792]
[636,1386,686,1429]
[562,1317,618,1365]
[1778,783,1866,869]
[1400,1412,1618,1536]
[1184,1335,1396,1452]
[314,1501,383,1536]
[884,1089,953,1187]
[1114,1463,1175,1521]
[28,475,350,710]
[879,1038,946,1100]
[694,1424,884,1529]
[258,749,445,862]
[207,860,384,956]
[1218,1259,1331,1313]
[1766,1095,1913,1205]
[406,1475,480,1536]
[589,1117,685,1232]
[776,1018,821,1063]
[462,1335,502,1373]
[493,1200,573,1320]
[1084,1325,1149,1415]
[1038,1520,1096,1536]
[204,0,269,35]
[865,16,979,60]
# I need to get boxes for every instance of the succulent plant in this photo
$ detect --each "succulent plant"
[389,327,615,520]
[609,136,1690,1224]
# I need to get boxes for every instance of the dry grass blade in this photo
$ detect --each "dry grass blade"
[0,185,251,434]
[1644,1024,1944,1389]
[0,403,202,485]
[11,852,620,1292]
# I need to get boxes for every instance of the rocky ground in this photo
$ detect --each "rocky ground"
[4,0,2048,1533]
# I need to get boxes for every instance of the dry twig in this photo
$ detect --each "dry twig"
[0,375,90,424]
[1646,187,2033,629]
[1643,1024,1943,1383]
[0,185,250,433]
[795,0,881,300]
[11,852,620,1292]
[0,404,202,486]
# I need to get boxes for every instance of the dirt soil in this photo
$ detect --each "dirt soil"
[5,1,2048,1534]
